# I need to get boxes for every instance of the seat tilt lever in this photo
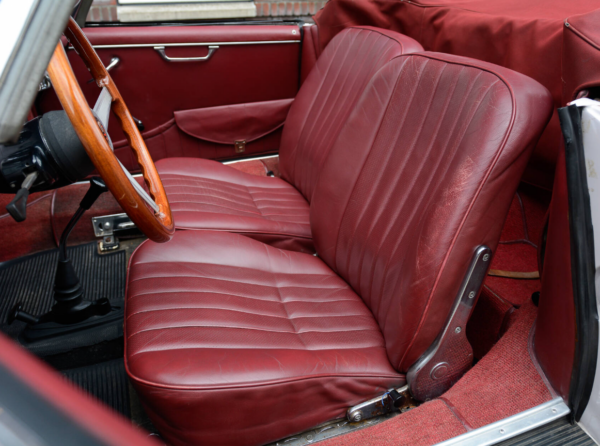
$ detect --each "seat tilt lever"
[347,385,416,422]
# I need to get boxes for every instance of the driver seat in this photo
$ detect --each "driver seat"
[125,53,553,446]
[154,26,423,252]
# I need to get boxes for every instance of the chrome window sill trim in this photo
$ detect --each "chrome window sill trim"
[68,40,300,50]
[435,398,570,446]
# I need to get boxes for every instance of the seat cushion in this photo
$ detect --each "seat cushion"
[156,157,313,252]
[125,230,403,446]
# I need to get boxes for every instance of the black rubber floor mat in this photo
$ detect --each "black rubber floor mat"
[62,359,131,418]
[0,243,126,338]
[497,416,595,445]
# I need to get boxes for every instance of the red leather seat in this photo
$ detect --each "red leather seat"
[126,53,553,446]
[156,27,423,251]
[155,158,313,251]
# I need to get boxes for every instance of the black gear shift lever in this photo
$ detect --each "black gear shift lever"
[8,178,123,340]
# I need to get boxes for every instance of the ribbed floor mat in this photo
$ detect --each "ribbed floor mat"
[0,243,126,338]
[62,359,131,418]
[497,417,595,445]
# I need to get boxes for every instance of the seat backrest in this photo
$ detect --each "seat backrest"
[279,26,422,202]
[310,52,553,372]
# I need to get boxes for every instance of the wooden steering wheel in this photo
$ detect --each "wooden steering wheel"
[46,18,174,243]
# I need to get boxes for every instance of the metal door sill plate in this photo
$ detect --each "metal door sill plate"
[435,398,570,446]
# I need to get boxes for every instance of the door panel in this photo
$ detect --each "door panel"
[38,25,301,170]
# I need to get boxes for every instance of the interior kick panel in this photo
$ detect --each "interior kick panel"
[37,25,301,170]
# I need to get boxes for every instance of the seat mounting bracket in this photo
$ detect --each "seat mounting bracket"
[407,245,492,401]
[346,385,416,422]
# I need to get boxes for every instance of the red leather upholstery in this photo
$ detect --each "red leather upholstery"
[157,27,423,245]
[126,54,552,446]
[126,230,402,446]
[40,25,301,168]
[312,53,553,370]
[156,158,313,252]
[280,26,424,202]
[174,98,294,145]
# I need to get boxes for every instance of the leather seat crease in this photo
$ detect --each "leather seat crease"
[125,52,553,446]
[155,26,423,252]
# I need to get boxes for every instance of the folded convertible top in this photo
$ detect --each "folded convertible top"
[315,0,600,189]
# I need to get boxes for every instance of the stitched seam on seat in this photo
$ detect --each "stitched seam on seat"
[166,192,257,208]
[129,260,339,278]
[167,208,310,221]
[127,290,357,305]
[126,367,403,392]
[245,183,265,218]
[128,273,348,288]
[127,325,381,340]
[161,173,300,194]
[169,202,262,216]
[163,179,297,194]
[126,307,371,321]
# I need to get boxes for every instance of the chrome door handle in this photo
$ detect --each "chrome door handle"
[87,57,120,83]
[105,56,120,71]
[154,45,219,62]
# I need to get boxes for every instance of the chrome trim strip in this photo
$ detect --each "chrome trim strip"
[434,398,570,446]
[223,154,278,164]
[69,40,300,50]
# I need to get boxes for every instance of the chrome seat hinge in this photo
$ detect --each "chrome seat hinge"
[407,245,491,401]
[346,385,416,422]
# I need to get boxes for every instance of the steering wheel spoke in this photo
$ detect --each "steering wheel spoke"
[118,160,160,213]
[92,87,112,131]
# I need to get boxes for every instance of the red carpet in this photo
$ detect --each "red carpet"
[486,183,551,306]
[320,301,551,446]
[466,183,551,358]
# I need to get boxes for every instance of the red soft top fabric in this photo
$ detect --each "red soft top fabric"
[410,0,595,17]
[314,0,600,189]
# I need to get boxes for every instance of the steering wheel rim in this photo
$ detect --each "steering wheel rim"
[46,18,174,243]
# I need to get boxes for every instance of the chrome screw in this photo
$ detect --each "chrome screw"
[455,326,462,334]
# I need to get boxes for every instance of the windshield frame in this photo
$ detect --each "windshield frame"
[0,0,78,144]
